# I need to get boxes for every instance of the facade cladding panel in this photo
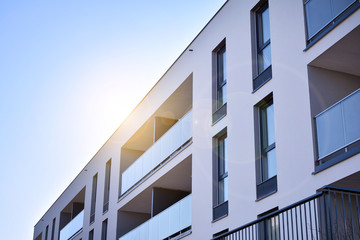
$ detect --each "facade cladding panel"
[33,0,360,240]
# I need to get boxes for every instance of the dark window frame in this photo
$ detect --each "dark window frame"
[103,160,111,213]
[101,219,108,240]
[90,173,98,224]
[259,98,275,182]
[212,39,227,124]
[51,217,56,240]
[45,225,49,240]
[89,229,94,240]
[213,229,229,240]
[254,94,277,200]
[252,1,272,92]
[217,133,228,204]
[212,128,228,221]
[216,45,227,110]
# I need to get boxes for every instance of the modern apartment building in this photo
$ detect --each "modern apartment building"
[33,0,360,239]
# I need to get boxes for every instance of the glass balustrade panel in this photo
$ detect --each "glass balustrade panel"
[121,110,192,194]
[119,195,192,240]
[59,210,84,240]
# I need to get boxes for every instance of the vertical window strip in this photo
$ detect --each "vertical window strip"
[90,173,98,223]
[101,219,108,240]
[260,99,276,182]
[216,46,227,109]
[256,2,271,75]
[51,218,56,240]
[218,133,228,204]
[103,160,111,213]
[45,225,48,240]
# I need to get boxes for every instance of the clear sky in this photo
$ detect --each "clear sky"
[0,0,226,239]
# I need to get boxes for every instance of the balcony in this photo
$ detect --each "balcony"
[213,186,360,240]
[304,0,360,46]
[315,88,360,170]
[119,194,192,240]
[59,210,84,240]
[121,110,192,195]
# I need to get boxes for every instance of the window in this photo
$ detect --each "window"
[51,218,56,240]
[255,94,277,199]
[89,229,94,240]
[45,225,48,240]
[101,219,108,240]
[252,1,272,91]
[103,160,111,213]
[90,173,98,223]
[213,128,228,221]
[216,46,227,109]
[213,229,229,240]
[258,207,279,240]
[212,40,227,123]
[217,134,228,204]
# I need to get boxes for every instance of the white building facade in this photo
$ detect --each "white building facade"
[34,0,360,239]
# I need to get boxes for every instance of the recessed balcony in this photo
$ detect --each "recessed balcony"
[308,26,360,172]
[59,210,84,240]
[121,110,192,195]
[119,194,192,240]
[59,188,85,240]
[119,75,193,197]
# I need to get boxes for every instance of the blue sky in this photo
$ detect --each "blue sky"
[0,0,226,239]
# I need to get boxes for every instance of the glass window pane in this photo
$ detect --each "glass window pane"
[257,44,271,73]
[223,50,226,82]
[217,48,226,85]
[218,136,228,175]
[259,8,270,45]
[218,138,225,175]
[224,137,228,173]
[266,104,275,145]
[222,84,227,105]
[305,0,332,38]
[342,90,360,144]
[218,179,224,203]
[333,0,356,17]
[218,177,228,203]
[224,177,228,202]
[316,103,345,158]
[217,47,226,108]
[217,84,226,108]
[262,148,276,181]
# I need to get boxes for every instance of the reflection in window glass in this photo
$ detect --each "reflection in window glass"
[260,100,276,181]
[217,134,228,204]
[217,46,227,109]
[256,3,271,75]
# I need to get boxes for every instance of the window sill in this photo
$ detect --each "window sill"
[212,103,227,125]
[304,1,360,52]
[252,66,272,93]
[212,213,228,223]
[256,175,277,200]
[213,201,228,222]
[313,139,360,174]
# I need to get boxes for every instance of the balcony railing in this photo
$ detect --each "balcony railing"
[212,186,360,240]
[59,210,84,240]
[315,88,360,160]
[119,194,192,240]
[121,110,192,194]
[304,0,360,43]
